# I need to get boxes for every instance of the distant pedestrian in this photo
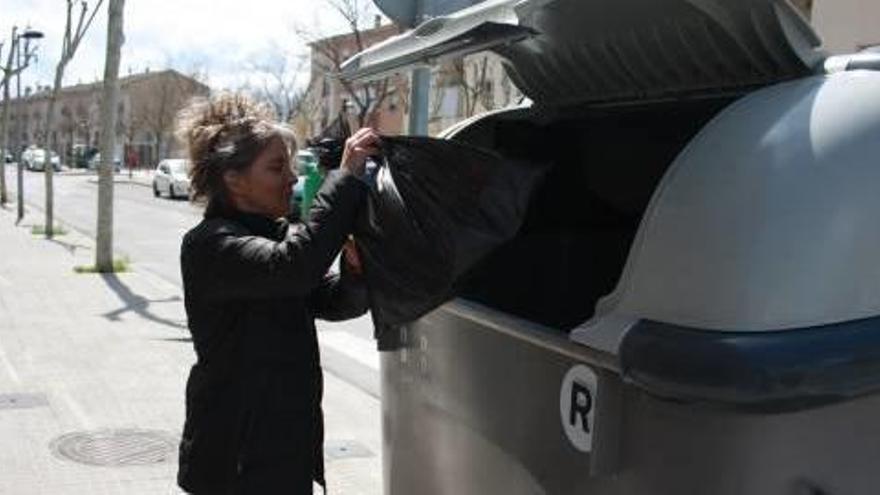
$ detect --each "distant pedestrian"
[127,148,139,170]
[175,92,377,494]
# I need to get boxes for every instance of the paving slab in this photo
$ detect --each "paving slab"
[0,205,382,494]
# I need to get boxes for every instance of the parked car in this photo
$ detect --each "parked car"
[341,0,880,494]
[22,148,61,172]
[87,153,122,172]
[152,159,190,199]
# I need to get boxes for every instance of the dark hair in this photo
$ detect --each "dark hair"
[175,92,296,207]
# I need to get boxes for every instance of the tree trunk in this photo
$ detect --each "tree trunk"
[1,75,11,206]
[96,0,125,271]
[44,64,65,239]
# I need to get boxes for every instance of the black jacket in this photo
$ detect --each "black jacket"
[177,170,368,494]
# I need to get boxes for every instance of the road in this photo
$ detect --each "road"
[3,164,381,399]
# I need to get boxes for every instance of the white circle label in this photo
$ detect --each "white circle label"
[559,364,597,453]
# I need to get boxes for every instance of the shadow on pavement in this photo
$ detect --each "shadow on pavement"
[48,238,92,255]
[99,273,187,330]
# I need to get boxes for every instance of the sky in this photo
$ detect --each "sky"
[1,0,383,94]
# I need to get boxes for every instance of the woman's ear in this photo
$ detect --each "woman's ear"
[223,169,246,198]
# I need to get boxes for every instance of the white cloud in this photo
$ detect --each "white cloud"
[1,0,382,93]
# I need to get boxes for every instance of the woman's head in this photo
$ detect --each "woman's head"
[176,92,297,218]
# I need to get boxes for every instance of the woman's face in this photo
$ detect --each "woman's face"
[227,137,297,218]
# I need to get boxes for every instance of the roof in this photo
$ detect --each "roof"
[15,68,209,102]
[308,23,401,49]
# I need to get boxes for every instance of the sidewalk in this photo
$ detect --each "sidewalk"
[0,206,382,494]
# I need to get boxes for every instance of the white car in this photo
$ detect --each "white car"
[87,153,122,172]
[22,148,61,171]
[152,159,190,199]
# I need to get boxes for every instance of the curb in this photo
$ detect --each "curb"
[86,177,153,188]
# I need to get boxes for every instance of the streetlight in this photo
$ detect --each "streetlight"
[13,27,43,223]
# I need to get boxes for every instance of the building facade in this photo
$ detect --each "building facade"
[4,69,209,168]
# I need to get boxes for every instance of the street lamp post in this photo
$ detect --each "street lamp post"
[13,27,44,223]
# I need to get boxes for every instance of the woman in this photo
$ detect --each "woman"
[175,93,378,494]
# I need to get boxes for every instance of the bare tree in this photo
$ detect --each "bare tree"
[247,45,309,123]
[42,0,105,238]
[451,55,492,118]
[296,0,404,128]
[1,28,39,206]
[74,100,93,147]
[95,0,124,271]
[131,71,203,164]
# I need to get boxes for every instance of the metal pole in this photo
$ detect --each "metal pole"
[408,68,430,136]
[407,0,431,136]
[0,27,13,207]
[15,35,24,223]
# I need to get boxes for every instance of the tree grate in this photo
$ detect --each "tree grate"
[50,429,178,467]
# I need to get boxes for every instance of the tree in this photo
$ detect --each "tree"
[246,45,309,123]
[131,70,202,164]
[74,100,94,147]
[297,0,405,129]
[0,28,39,206]
[42,0,105,238]
[95,0,124,272]
[449,55,492,118]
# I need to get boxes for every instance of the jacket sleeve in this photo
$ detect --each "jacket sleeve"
[191,170,367,301]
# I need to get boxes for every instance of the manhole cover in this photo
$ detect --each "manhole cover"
[50,429,178,466]
[324,439,373,460]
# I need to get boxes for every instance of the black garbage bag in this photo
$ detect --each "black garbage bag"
[354,135,546,335]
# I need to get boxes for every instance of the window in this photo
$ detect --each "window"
[438,88,459,118]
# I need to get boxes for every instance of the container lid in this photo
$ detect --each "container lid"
[572,71,880,350]
[341,0,826,105]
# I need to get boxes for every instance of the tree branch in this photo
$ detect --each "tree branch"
[62,0,74,59]
[69,0,106,57]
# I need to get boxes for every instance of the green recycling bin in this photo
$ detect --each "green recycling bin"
[297,150,322,218]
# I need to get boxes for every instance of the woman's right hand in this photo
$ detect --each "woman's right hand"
[340,127,380,177]
[342,237,363,276]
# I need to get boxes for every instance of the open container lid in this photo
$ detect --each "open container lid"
[573,70,880,349]
[341,0,826,105]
